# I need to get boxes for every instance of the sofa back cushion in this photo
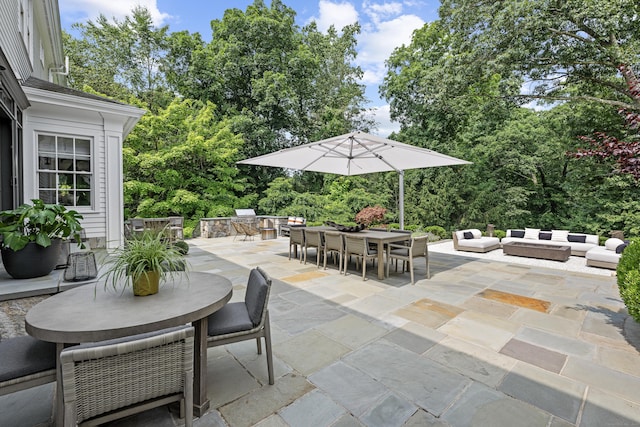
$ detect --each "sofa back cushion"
[509,230,525,238]
[605,238,625,251]
[524,228,540,240]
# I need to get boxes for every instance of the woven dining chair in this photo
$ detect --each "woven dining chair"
[303,229,325,267]
[207,267,274,385]
[344,235,378,280]
[323,231,344,273]
[0,336,56,397]
[386,235,430,285]
[60,325,194,427]
[289,227,305,262]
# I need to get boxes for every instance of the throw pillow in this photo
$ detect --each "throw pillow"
[605,238,625,251]
[510,230,525,238]
[551,230,569,242]
[524,228,540,240]
[463,231,474,239]
[539,232,552,240]
[616,243,629,254]
[567,234,586,243]
[470,229,482,239]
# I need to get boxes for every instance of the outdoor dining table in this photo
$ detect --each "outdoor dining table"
[303,226,411,280]
[25,271,232,425]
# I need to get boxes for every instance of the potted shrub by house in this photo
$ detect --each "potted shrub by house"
[0,199,84,279]
[101,230,186,296]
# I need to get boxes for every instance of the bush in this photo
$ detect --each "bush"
[173,240,189,255]
[425,226,447,240]
[617,239,640,322]
[355,206,387,226]
[494,229,507,239]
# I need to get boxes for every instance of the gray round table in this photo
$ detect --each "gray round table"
[25,271,232,424]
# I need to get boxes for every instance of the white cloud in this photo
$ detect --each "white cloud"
[59,0,170,26]
[363,0,403,25]
[310,0,359,32]
[370,104,400,137]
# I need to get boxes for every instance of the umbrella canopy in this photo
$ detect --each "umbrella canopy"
[238,131,471,228]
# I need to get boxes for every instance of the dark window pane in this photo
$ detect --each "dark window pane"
[39,190,55,204]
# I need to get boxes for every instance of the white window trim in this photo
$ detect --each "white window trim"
[36,132,95,209]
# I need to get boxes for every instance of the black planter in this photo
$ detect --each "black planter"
[1,239,62,279]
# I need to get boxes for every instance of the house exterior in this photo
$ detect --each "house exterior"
[0,0,145,248]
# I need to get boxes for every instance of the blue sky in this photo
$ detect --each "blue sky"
[59,0,440,136]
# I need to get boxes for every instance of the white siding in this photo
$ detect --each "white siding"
[0,0,33,81]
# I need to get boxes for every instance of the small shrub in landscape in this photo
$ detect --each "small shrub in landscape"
[355,206,387,227]
[494,229,507,239]
[173,240,189,255]
[425,226,447,240]
[617,239,640,322]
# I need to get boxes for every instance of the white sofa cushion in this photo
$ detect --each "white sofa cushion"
[551,230,569,242]
[458,237,500,249]
[605,238,625,251]
[586,246,621,264]
[524,228,540,240]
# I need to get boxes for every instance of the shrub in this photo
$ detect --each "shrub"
[617,239,640,322]
[425,226,447,240]
[355,206,387,226]
[494,229,507,239]
[173,240,189,255]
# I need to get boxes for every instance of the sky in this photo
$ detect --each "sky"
[58,0,441,136]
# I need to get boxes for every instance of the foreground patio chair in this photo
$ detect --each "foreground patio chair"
[207,267,274,385]
[0,336,56,396]
[386,235,430,284]
[60,325,194,427]
[323,231,345,273]
[344,235,378,280]
[289,227,305,262]
[303,229,325,266]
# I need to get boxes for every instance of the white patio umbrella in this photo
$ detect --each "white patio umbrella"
[238,131,471,228]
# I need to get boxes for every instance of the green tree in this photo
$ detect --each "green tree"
[66,6,172,110]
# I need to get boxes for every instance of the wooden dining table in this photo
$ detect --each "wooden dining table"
[25,271,232,425]
[302,226,411,279]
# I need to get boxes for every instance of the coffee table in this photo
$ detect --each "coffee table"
[502,241,570,262]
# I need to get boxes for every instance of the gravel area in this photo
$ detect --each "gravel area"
[0,295,49,339]
[429,240,615,277]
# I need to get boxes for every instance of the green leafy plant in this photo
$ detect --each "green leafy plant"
[173,240,189,255]
[101,231,186,293]
[425,226,447,240]
[0,199,84,251]
[617,239,640,321]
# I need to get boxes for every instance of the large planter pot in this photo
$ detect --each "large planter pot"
[1,239,62,279]
[132,270,160,296]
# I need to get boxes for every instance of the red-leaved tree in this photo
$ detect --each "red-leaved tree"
[570,65,640,180]
[355,206,387,227]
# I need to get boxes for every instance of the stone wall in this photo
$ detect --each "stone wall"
[200,216,288,238]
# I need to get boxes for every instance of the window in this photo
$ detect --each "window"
[37,134,92,207]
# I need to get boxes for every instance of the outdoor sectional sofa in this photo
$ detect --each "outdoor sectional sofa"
[501,228,599,257]
[585,238,626,270]
[452,229,501,253]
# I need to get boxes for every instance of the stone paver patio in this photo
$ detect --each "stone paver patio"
[1,236,639,426]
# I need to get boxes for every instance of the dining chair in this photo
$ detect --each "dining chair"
[0,336,56,397]
[386,235,430,285]
[344,235,378,280]
[323,231,344,273]
[289,227,305,262]
[303,229,325,267]
[231,221,245,241]
[207,267,274,385]
[60,325,194,427]
[130,218,145,235]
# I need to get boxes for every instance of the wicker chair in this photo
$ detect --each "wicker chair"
[386,235,430,285]
[0,336,56,397]
[323,231,344,273]
[289,227,305,262]
[60,326,194,427]
[344,235,378,280]
[231,221,245,241]
[303,229,325,267]
[207,267,274,385]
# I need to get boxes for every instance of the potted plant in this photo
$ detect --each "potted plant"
[101,230,187,296]
[0,199,84,279]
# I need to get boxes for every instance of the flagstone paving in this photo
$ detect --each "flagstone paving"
[1,235,639,426]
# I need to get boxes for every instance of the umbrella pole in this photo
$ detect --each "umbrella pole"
[399,171,404,230]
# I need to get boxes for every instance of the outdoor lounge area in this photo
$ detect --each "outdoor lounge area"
[1,235,639,426]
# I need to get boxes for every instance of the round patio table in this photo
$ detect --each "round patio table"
[25,271,232,425]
